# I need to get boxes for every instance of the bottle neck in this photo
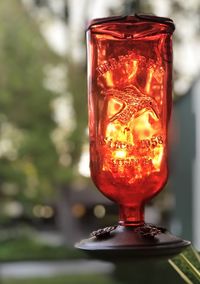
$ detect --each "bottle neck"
[118,203,144,226]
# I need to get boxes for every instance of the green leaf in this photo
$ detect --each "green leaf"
[169,246,200,284]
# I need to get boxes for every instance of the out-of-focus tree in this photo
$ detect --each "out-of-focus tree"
[0,0,89,243]
[0,0,65,220]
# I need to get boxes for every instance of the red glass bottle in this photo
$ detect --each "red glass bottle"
[87,15,175,226]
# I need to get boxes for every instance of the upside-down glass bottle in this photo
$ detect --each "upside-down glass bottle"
[87,15,175,227]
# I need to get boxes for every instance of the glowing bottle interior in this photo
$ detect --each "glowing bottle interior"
[87,15,175,226]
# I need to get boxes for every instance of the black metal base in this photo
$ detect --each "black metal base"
[75,224,190,260]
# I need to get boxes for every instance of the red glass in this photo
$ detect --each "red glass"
[87,15,175,226]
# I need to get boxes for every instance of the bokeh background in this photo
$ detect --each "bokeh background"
[0,0,200,283]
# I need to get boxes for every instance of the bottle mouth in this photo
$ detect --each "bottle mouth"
[135,13,175,30]
[87,14,175,36]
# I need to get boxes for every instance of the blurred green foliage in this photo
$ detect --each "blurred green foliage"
[0,226,85,261]
[0,0,87,221]
[0,238,84,262]
[0,0,57,203]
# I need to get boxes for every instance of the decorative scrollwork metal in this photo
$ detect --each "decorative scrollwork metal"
[135,224,166,239]
[90,225,117,239]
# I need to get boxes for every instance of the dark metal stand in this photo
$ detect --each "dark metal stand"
[76,224,190,259]
[76,224,190,284]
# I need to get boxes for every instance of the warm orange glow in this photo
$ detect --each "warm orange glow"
[102,82,164,179]
[104,71,114,87]
[113,149,127,159]
[152,146,164,170]
[87,15,174,225]
[128,60,138,81]
[145,66,154,94]
[103,111,164,178]
[133,111,158,140]
[98,62,167,184]
[107,98,124,120]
